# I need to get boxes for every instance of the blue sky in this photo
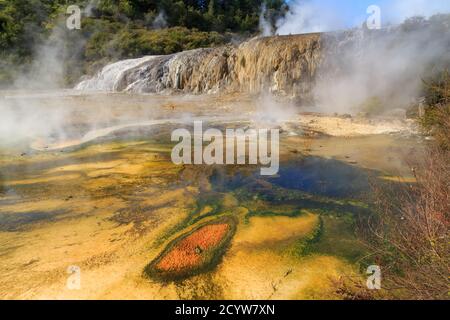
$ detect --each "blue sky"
[284,0,450,28]
[284,0,374,26]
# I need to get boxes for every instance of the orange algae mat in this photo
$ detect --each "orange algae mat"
[145,217,236,281]
[156,224,229,272]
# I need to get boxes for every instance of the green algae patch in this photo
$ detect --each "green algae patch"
[297,214,366,262]
[145,216,237,282]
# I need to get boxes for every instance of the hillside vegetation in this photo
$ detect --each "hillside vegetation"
[0,0,285,86]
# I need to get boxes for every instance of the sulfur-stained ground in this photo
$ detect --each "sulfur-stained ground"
[0,92,423,299]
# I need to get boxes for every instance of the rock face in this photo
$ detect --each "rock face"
[76,20,450,114]
[232,34,322,99]
[75,33,323,99]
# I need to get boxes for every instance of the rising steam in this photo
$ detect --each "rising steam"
[152,11,168,29]
[259,0,450,114]
[259,4,273,37]
[272,0,450,35]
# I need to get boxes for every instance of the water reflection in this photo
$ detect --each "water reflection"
[210,156,374,199]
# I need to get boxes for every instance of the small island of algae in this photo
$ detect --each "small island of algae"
[144,216,237,282]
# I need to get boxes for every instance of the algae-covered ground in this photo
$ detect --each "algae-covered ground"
[0,92,422,300]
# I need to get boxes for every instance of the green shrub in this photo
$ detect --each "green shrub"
[0,0,285,87]
[421,70,450,150]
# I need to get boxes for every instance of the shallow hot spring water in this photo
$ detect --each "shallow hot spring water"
[0,92,422,299]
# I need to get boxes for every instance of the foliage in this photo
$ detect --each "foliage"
[366,147,449,299]
[364,70,450,297]
[0,0,285,87]
[421,69,450,150]
[90,0,285,33]
[82,19,227,74]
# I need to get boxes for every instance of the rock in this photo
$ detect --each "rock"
[195,246,203,254]
[75,34,323,100]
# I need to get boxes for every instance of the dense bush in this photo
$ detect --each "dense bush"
[366,145,449,300]
[421,70,450,150]
[90,0,285,33]
[81,18,227,75]
[0,0,285,87]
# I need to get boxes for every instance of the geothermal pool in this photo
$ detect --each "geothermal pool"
[0,91,422,299]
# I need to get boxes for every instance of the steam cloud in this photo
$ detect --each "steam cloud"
[258,0,450,114]
[275,1,345,35]
[259,4,273,37]
[315,25,450,114]
[152,11,168,29]
[85,0,100,17]
[14,24,67,89]
[2,0,450,148]
[268,0,450,35]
